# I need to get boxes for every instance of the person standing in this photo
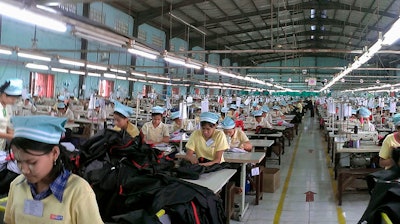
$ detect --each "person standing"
[4,116,103,224]
[0,78,23,151]
[184,112,229,167]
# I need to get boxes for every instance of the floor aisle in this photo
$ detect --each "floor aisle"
[231,113,371,224]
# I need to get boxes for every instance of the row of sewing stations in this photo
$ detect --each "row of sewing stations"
[317,104,391,206]
[171,114,298,221]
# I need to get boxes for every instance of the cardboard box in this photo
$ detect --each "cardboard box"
[263,168,280,193]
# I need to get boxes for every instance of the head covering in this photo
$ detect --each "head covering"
[23,94,32,101]
[272,105,280,110]
[95,101,100,107]
[253,110,263,117]
[351,109,357,115]
[393,114,400,126]
[3,78,23,96]
[57,102,66,109]
[152,106,165,114]
[114,101,134,118]
[171,111,180,120]
[221,117,236,129]
[221,107,229,113]
[252,102,258,107]
[12,116,67,144]
[229,104,238,110]
[358,107,371,118]
[200,112,219,124]
[261,106,270,113]
[58,95,65,101]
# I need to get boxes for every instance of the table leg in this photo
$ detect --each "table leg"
[238,163,249,220]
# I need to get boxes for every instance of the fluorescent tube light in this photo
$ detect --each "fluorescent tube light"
[382,18,400,45]
[18,52,51,61]
[59,58,85,67]
[164,56,186,66]
[70,70,85,75]
[103,73,116,79]
[0,1,67,32]
[131,72,146,77]
[88,72,101,77]
[128,48,158,60]
[0,47,12,55]
[110,69,127,74]
[26,63,49,70]
[205,67,218,73]
[87,63,108,71]
[116,76,127,80]
[147,75,170,80]
[72,26,128,47]
[128,78,137,81]
[51,68,69,73]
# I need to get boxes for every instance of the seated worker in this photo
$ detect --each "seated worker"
[169,111,186,133]
[379,114,400,169]
[227,104,238,120]
[113,101,140,138]
[253,110,274,131]
[56,102,74,123]
[184,112,229,167]
[141,106,170,145]
[271,106,294,128]
[21,94,37,116]
[5,116,103,224]
[221,117,252,152]
[219,107,229,122]
[87,101,107,130]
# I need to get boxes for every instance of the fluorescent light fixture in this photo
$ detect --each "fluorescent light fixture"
[382,18,400,45]
[18,52,51,61]
[128,78,137,81]
[219,70,237,78]
[131,72,146,77]
[110,68,127,74]
[25,63,49,70]
[128,43,159,60]
[72,26,128,47]
[0,1,67,32]
[147,75,170,80]
[0,46,12,55]
[87,63,108,71]
[164,57,186,66]
[185,59,203,69]
[59,58,85,67]
[128,48,158,60]
[70,70,85,75]
[116,76,127,80]
[87,72,101,77]
[36,5,58,14]
[103,73,116,79]
[205,67,218,73]
[51,68,69,73]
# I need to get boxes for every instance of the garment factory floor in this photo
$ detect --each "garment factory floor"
[231,114,370,224]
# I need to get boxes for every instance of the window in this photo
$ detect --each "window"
[58,4,77,14]
[142,85,152,97]
[99,80,114,97]
[30,72,54,98]
[114,18,129,35]
[90,8,105,24]
[138,30,147,41]
[152,35,163,48]
[172,87,179,95]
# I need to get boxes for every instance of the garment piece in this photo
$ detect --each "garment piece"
[5,174,104,224]
[185,129,228,162]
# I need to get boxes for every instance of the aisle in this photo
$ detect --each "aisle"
[232,113,370,224]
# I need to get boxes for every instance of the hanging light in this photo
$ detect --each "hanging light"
[360,79,364,83]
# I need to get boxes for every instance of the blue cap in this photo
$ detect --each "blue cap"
[261,106,270,113]
[221,107,229,113]
[358,107,371,117]
[393,114,400,126]
[351,109,357,115]
[95,101,100,107]
[23,94,32,100]
[253,110,263,117]
[272,105,280,110]
[114,101,134,118]
[58,95,65,101]
[200,112,220,124]
[12,116,67,144]
[152,106,165,114]
[3,78,23,96]
[239,104,245,108]
[230,104,238,110]
[221,117,235,129]
[57,102,65,109]
[171,111,180,120]
[252,102,258,107]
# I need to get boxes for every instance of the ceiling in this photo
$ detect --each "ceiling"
[35,0,400,91]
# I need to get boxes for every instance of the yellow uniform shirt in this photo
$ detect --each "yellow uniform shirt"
[141,121,170,143]
[185,129,229,162]
[5,174,103,224]
[229,128,250,149]
[114,122,140,138]
[379,133,400,169]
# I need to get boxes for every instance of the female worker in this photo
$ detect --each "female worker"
[184,112,229,167]
[4,116,103,224]
[113,101,140,138]
[141,106,170,145]
[221,117,252,152]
